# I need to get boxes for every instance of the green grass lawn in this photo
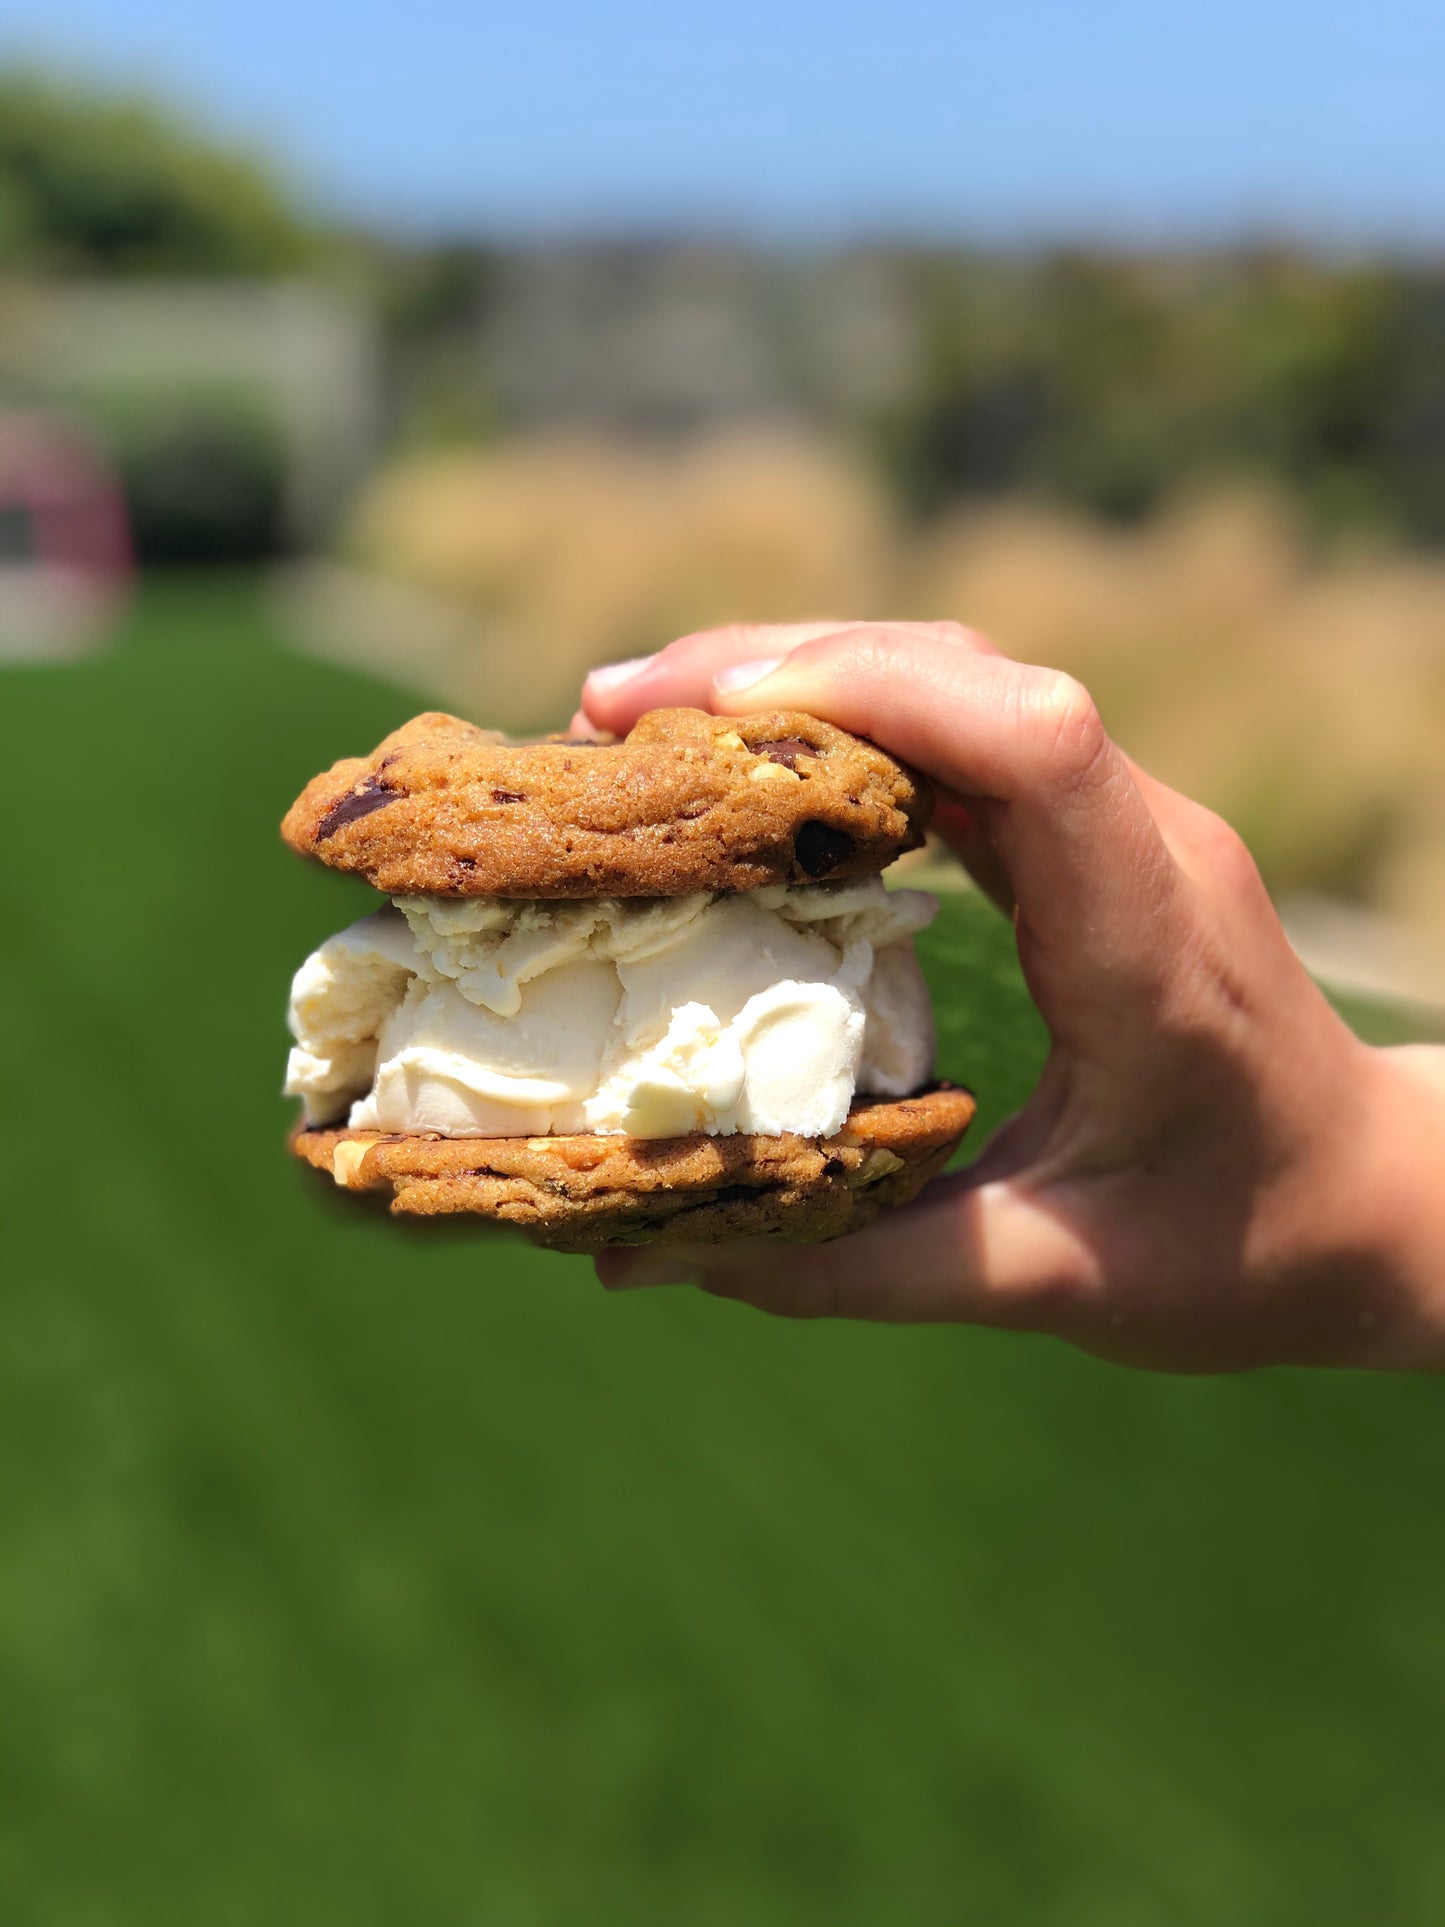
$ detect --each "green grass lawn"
[3,575,1444,1927]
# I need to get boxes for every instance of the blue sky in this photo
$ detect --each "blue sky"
[5,0,1444,242]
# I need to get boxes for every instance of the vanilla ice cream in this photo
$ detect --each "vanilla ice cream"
[284,877,939,1141]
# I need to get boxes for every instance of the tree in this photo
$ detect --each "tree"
[0,69,314,277]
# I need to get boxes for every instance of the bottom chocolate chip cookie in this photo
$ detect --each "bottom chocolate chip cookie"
[291,1084,976,1254]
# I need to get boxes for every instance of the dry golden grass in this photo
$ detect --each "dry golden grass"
[344,437,1445,959]
[907,492,1445,916]
[347,432,892,731]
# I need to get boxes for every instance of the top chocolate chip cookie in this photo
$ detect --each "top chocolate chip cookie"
[281,708,931,897]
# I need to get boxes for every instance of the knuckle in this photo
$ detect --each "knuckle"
[929,619,977,648]
[1196,812,1260,890]
[1169,799,1266,905]
[1025,670,1109,786]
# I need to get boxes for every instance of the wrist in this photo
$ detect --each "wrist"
[1336,1043,1445,1368]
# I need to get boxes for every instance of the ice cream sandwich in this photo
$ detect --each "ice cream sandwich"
[281,708,974,1251]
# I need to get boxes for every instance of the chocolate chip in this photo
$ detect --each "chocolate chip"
[794,819,855,877]
[754,736,819,769]
[491,788,524,803]
[315,776,402,841]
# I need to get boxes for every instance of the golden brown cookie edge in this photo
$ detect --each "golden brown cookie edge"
[279,707,931,898]
[290,1085,975,1253]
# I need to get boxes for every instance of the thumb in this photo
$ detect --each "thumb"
[708,628,1184,1055]
[596,1169,1094,1327]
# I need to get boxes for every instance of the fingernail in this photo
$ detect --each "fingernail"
[585,654,655,697]
[713,656,784,696]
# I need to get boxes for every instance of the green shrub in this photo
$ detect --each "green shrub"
[0,68,313,277]
[882,252,1445,547]
[87,387,290,564]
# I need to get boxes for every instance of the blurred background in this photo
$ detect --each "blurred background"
[2,6,1445,1923]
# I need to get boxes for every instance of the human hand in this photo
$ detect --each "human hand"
[575,622,1445,1371]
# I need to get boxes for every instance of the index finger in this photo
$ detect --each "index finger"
[579,620,995,734]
